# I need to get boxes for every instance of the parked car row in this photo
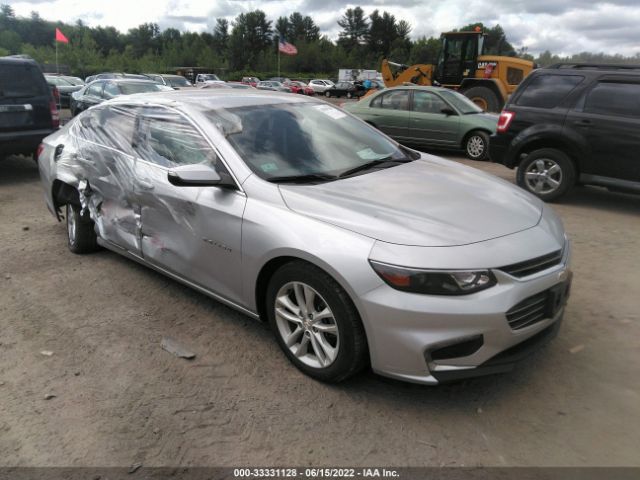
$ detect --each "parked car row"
[70,78,173,116]
[344,63,640,200]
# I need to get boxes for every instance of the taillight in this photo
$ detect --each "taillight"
[496,110,515,133]
[49,87,60,129]
[36,143,45,159]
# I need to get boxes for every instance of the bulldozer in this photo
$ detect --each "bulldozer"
[380,29,534,112]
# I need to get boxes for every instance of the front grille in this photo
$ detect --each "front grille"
[499,249,563,278]
[506,290,549,330]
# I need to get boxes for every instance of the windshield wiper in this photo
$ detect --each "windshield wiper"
[337,157,413,179]
[267,173,337,184]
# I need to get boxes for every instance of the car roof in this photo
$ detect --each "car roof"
[108,89,315,110]
[99,78,159,84]
[379,85,454,93]
[0,56,39,66]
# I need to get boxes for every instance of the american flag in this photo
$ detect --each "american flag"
[278,37,298,56]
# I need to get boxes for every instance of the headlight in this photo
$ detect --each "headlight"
[370,260,497,295]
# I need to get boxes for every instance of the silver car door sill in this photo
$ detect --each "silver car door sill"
[97,238,260,320]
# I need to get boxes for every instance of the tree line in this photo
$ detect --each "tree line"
[1,4,639,80]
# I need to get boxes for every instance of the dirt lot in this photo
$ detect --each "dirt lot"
[0,151,639,467]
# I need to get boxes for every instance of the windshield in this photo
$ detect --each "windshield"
[438,89,483,114]
[0,65,48,98]
[202,74,221,81]
[118,82,167,95]
[167,76,191,87]
[47,77,73,87]
[64,76,84,86]
[205,102,411,181]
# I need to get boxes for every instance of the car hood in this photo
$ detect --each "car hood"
[279,156,543,247]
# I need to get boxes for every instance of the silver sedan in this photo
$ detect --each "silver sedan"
[38,90,572,384]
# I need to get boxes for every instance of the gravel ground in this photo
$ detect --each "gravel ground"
[0,148,639,467]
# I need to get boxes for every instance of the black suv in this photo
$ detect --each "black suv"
[0,56,59,159]
[490,64,640,201]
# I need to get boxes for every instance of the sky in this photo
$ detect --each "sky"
[5,0,640,57]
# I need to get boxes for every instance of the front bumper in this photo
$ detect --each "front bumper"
[359,241,571,385]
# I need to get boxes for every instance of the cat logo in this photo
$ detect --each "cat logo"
[478,61,498,69]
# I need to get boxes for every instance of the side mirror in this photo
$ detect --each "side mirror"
[441,107,457,116]
[167,164,236,189]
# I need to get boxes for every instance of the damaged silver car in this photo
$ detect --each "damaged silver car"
[38,90,572,384]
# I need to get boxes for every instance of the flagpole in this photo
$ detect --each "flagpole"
[278,47,281,78]
[55,40,59,75]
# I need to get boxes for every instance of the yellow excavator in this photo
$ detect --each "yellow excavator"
[380,29,534,111]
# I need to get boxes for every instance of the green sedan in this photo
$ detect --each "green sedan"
[343,86,498,160]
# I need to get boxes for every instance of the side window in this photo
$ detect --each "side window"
[97,106,137,155]
[87,82,103,97]
[370,94,383,109]
[134,107,218,169]
[412,91,448,114]
[378,90,410,111]
[516,74,584,109]
[584,82,640,118]
[103,82,120,98]
[75,106,136,155]
[507,67,524,86]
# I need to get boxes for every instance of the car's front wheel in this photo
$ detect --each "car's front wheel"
[346,92,353,99]
[516,148,576,202]
[464,131,489,160]
[266,261,368,382]
[66,203,99,254]
[325,91,331,97]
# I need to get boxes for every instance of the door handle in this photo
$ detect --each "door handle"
[574,119,592,127]
[136,179,155,191]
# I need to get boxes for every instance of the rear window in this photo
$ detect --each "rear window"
[118,82,165,95]
[584,82,640,118]
[167,76,191,87]
[0,64,48,98]
[516,74,584,109]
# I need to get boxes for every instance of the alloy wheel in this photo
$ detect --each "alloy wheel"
[524,158,563,194]
[274,281,339,369]
[466,135,485,159]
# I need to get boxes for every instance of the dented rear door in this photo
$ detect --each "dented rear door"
[73,106,142,255]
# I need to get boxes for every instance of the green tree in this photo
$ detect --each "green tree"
[367,10,399,58]
[337,7,368,51]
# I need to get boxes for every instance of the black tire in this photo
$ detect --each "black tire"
[516,148,576,202]
[463,86,501,112]
[325,91,331,98]
[266,261,368,383]
[346,91,353,99]
[464,130,490,160]
[66,203,99,254]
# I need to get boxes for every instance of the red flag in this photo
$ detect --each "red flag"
[55,28,69,44]
[278,38,297,56]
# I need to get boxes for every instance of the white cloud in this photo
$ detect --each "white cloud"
[7,0,640,55]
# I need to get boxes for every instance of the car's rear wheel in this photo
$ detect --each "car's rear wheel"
[516,148,576,202]
[464,130,489,160]
[266,261,368,382]
[325,91,331,97]
[346,92,353,99]
[66,203,99,254]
